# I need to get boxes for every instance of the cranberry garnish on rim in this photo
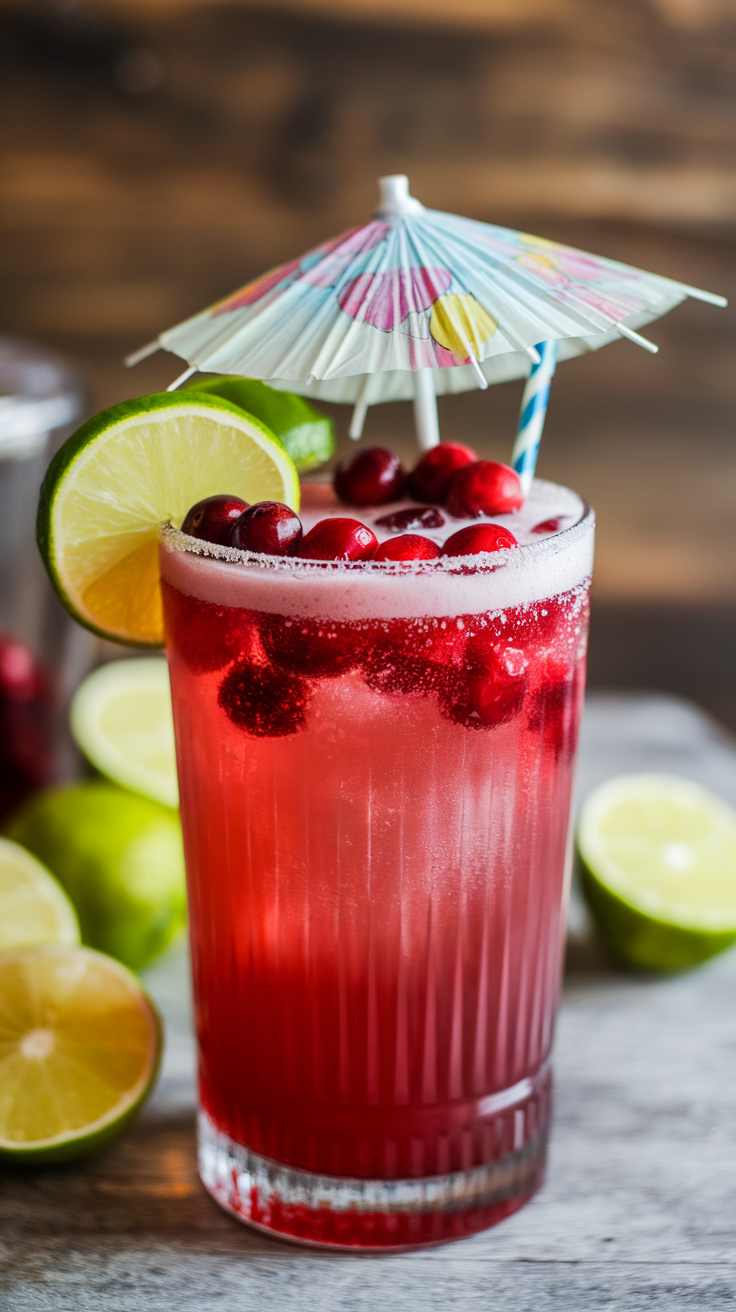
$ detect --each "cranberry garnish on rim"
[182,495,248,546]
[373,535,441,562]
[230,502,302,556]
[218,661,311,737]
[531,517,562,535]
[333,447,405,507]
[407,443,477,502]
[299,518,378,561]
[446,461,522,518]
[375,506,445,532]
[442,525,518,556]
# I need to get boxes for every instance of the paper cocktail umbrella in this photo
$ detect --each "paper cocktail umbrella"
[127,176,726,470]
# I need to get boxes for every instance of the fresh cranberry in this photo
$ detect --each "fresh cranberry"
[162,583,256,675]
[440,635,528,731]
[333,447,405,507]
[260,615,360,678]
[182,495,249,546]
[441,524,519,556]
[407,443,477,502]
[531,517,562,535]
[230,502,302,556]
[446,461,522,518]
[218,661,311,737]
[373,535,441,562]
[298,518,378,561]
[527,662,584,759]
[363,620,466,697]
[374,506,445,531]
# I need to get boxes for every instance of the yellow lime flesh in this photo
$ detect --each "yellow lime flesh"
[0,838,80,954]
[578,773,736,971]
[0,944,161,1163]
[70,658,178,808]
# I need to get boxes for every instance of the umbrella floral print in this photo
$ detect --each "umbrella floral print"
[210,234,496,373]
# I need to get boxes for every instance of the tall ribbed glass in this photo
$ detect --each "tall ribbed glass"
[160,485,594,1249]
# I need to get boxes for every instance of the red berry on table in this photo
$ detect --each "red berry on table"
[0,639,39,702]
[182,495,248,546]
[230,502,302,556]
[373,535,441,562]
[374,506,445,531]
[0,638,54,819]
[333,447,405,507]
[441,524,519,556]
[298,518,378,561]
[446,461,522,518]
[407,443,477,502]
[218,661,311,737]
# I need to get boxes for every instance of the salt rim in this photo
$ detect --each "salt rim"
[159,499,593,578]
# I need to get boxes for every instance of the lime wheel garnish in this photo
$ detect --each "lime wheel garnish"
[37,391,299,646]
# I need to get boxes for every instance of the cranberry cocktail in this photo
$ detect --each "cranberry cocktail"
[161,453,594,1249]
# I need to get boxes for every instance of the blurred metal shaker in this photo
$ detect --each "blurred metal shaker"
[0,336,90,810]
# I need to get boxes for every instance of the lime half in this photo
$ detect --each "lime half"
[71,658,178,808]
[0,838,80,954]
[188,377,334,472]
[37,391,299,647]
[0,944,161,1164]
[578,773,736,971]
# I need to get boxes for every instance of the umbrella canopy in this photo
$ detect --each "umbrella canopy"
[127,176,725,449]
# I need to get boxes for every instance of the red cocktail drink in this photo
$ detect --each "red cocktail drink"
[160,480,594,1248]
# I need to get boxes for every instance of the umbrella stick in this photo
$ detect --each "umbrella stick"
[413,369,440,451]
[166,365,198,392]
[511,340,557,496]
[124,340,161,368]
[349,377,370,440]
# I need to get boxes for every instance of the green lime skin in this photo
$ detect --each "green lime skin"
[580,859,736,973]
[188,377,334,472]
[2,994,163,1167]
[36,390,286,647]
[5,783,186,972]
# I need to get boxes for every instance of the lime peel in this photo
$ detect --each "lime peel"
[578,773,736,972]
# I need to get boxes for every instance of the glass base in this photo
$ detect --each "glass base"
[198,1106,548,1250]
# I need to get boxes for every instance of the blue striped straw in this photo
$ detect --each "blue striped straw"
[511,340,557,496]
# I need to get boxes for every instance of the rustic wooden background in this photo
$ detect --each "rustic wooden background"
[1,0,735,723]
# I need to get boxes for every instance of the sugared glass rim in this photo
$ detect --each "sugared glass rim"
[160,492,594,580]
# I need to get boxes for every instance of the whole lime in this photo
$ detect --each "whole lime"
[6,782,186,971]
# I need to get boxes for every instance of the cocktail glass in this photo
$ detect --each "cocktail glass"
[160,481,594,1249]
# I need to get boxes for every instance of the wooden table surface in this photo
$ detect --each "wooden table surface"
[2,693,736,1310]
